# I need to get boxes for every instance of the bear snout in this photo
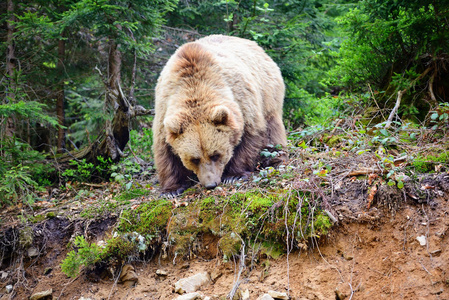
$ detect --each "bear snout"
[205,182,218,190]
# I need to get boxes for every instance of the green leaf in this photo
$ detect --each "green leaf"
[380,129,389,136]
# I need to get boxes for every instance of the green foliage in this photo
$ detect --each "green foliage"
[62,159,95,182]
[284,85,345,128]
[65,80,108,147]
[61,235,102,278]
[429,103,449,132]
[0,101,59,127]
[61,232,148,278]
[62,156,113,182]
[330,1,449,89]
[0,165,43,206]
[61,0,177,56]
[128,127,153,161]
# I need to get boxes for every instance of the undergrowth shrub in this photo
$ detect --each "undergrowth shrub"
[0,164,43,206]
[61,233,147,278]
[61,235,102,278]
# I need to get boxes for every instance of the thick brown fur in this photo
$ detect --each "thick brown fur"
[153,35,287,196]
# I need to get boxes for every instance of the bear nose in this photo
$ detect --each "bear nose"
[205,182,217,190]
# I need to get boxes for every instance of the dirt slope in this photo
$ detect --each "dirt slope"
[1,172,448,300]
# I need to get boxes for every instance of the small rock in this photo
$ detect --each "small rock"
[257,294,275,300]
[268,290,289,300]
[241,289,250,300]
[416,235,426,246]
[343,253,354,261]
[79,298,93,300]
[430,249,442,257]
[181,263,190,269]
[156,269,168,276]
[120,264,138,287]
[27,247,39,257]
[210,269,222,283]
[1,271,8,280]
[30,288,53,300]
[335,282,351,300]
[174,292,204,300]
[6,285,13,293]
[174,272,210,294]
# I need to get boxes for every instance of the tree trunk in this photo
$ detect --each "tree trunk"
[56,38,66,153]
[4,0,16,138]
[59,38,152,165]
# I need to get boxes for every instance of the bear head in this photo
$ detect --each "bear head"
[164,105,242,189]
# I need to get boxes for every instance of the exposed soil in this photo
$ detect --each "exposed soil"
[1,172,448,300]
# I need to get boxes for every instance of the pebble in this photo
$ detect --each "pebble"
[175,272,210,294]
[241,289,250,300]
[6,285,13,293]
[30,288,52,300]
[0,271,8,280]
[268,290,289,299]
[119,264,138,287]
[156,269,168,276]
[257,294,275,300]
[210,269,223,283]
[335,282,351,300]
[430,249,442,256]
[416,235,427,246]
[27,247,39,257]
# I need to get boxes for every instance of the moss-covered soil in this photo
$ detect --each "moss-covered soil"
[1,123,448,299]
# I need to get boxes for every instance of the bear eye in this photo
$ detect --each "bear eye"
[210,154,221,162]
[191,158,200,165]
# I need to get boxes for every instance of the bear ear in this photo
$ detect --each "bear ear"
[164,116,183,142]
[211,106,231,126]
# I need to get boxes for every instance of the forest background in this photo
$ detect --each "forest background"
[0,0,448,205]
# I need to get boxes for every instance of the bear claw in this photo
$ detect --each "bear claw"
[222,175,248,185]
[160,187,186,199]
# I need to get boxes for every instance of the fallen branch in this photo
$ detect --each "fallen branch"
[347,167,384,177]
[385,89,405,129]
[429,70,437,103]
[368,83,386,120]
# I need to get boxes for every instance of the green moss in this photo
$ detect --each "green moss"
[244,193,275,211]
[19,227,33,248]
[29,214,46,223]
[412,151,449,173]
[219,232,241,257]
[46,212,56,218]
[80,198,118,218]
[117,199,172,236]
[313,213,333,237]
[258,241,284,259]
[107,189,335,261]
[115,188,150,201]
[103,235,136,261]
[326,135,345,147]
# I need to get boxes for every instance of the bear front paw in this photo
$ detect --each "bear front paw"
[222,175,248,185]
[160,187,186,199]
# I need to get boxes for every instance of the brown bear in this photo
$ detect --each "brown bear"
[153,35,287,198]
